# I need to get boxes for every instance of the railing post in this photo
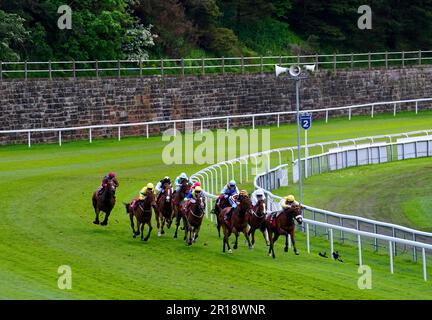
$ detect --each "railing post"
[28,131,31,148]
[201,57,205,75]
[329,228,334,258]
[260,55,263,74]
[325,110,329,123]
[413,234,417,262]
[25,60,28,80]
[402,51,405,68]
[89,128,92,143]
[241,56,244,74]
[139,59,143,77]
[333,53,336,72]
[422,248,427,281]
[368,52,371,69]
[351,53,354,70]
[118,127,121,141]
[306,223,310,253]
[385,51,388,69]
[181,58,185,77]
[358,235,363,267]
[0,60,2,81]
[226,118,229,131]
[349,108,352,120]
[161,58,164,77]
[95,60,99,78]
[371,104,374,118]
[315,53,319,70]
[200,120,203,134]
[146,124,149,139]
[118,59,121,78]
[419,50,422,65]
[222,56,225,75]
[374,224,378,252]
[59,130,62,146]
[389,241,394,274]
[393,103,397,116]
[416,101,418,114]
[277,114,280,127]
[49,60,52,80]
[252,116,255,130]
[72,60,76,79]
[392,227,397,256]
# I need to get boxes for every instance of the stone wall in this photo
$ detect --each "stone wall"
[1,67,432,144]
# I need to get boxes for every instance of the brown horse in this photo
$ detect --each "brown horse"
[219,194,253,254]
[183,192,206,245]
[266,205,303,259]
[172,180,191,239]
[92,179,116,226]
[156,184,173,236]
[248,198,269,248]
[124,190,157,241]
[213,196,230,238]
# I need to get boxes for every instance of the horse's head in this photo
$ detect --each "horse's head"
[238,193,252,214]
[255,198,266,215]
[164,184,172,202]
[284,205,303,225]
[106,180,116,194]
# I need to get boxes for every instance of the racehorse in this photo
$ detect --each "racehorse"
[248,198,269,248]
[218,193,253,253]
[172,180,191,239]
[92,179,116,226]
[213,196,230,238]
[266,205,303,259]
[183,192,206,246]
[124,189,157,241]
[156,183,173,236]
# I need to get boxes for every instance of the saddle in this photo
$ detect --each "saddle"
[266,212,280,229]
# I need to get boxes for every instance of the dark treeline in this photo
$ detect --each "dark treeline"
[1,0,432,61]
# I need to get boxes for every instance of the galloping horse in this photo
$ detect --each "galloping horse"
[183,192,206,245]
[248,198,269,248]
[172,180,191,238]
[213,196,230,238]
[156,183,173,236]
[124,190,157,241]
[92,179,116,226]
[219,193,253,253]
[266,205,303,259]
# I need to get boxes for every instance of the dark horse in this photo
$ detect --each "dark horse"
[213,196,230,238]
[218,193,253,253]
[156,184,173,236]
[266,205,303,259]
[124,190,157,241]
[92,180,116,226]
[172,180,191,239]
[248,198,269,248]
[183,192,206,246]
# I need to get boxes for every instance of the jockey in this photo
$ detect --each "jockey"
[225,189,248,222]
[215,180,239,214]
[131,182,154,209]
[174,172,192,192]
[98,172,119,195]
[155,176,172,202]
[279,194,303,210]
[191,181,201,190]
[251,188,266,207]
[184,186,205,213]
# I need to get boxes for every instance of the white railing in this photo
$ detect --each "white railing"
[191,130,432,280]
[1,97,432,147]
[1,50,432,79]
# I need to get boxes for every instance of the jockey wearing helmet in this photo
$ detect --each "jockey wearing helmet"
[225,189,248,222]
[251,188,266,207]
[98,172,119,195]
[191,181,201,190]
[174,172,192,192]
[131,182,155,209]
[155,176,172,202]
[214,180,239,215]
[279,194,303,210]
[184,185,205,213]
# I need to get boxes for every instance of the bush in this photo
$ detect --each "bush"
[200,27,239,56]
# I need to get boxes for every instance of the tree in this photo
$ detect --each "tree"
[0,10,30,61]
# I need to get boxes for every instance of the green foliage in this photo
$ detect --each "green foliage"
[201,27,239,55]
[0,10,30,61]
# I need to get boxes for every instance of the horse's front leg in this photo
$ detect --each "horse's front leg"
[193,225,200,242]
[271,233,280,259]
[233,231,239,250]
[144,221,153,242]
[173,207,180,238]
[290,229,299,255]
[244,228,253,250]
[130,214,138,238]
[140,223,145,241]
[101,210,110,226]
[224,231,232,254]
[93,208,100,225]
[263,228,270,246]
[250,226,256,246]
[284,234,289,252]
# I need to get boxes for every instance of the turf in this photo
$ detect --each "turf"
[1,111,432,299]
